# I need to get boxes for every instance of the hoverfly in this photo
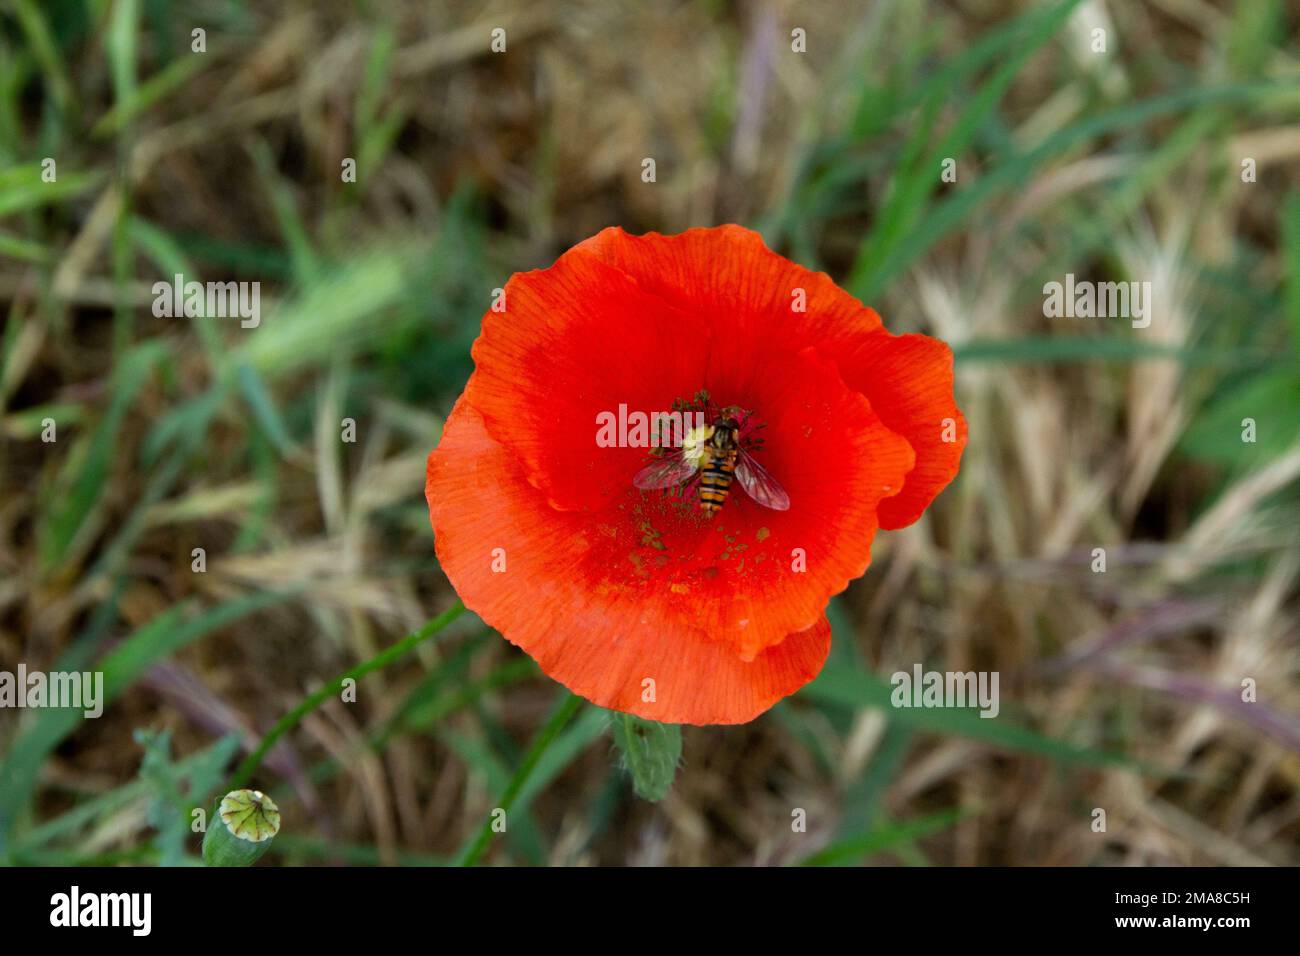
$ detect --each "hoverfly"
[633,412,789,516]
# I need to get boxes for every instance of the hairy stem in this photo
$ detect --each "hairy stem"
[224,601,467,793]
[456,692,584,866]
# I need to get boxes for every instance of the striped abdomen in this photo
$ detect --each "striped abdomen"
[698,448,737,516]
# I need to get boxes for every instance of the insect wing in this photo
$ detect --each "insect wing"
[735,450,790,510]
[633,452,700,490]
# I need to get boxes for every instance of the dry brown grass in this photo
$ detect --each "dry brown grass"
[0,0,1297,866]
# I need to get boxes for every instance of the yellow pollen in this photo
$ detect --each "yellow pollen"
[682,424,714,465]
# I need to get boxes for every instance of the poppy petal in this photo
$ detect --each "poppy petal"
[465,248,709,513]
[574,225,965,527]
[426,225,966,725]
[426,398,833,724]
[442,337,912,659]
[596,344,915,662]
[836,331,966,530]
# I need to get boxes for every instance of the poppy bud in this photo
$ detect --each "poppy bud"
[202,789,281,866]
[612,713,682,802]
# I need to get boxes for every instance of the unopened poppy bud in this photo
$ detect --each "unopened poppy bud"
[612,713,681,801]
[202,789,281,866]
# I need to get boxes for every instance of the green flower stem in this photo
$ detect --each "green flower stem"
[224,601,466,792]
[456,692,584,867]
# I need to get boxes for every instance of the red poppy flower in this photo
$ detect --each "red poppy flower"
[425,226,965,725]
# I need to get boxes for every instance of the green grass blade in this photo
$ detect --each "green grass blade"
[39,341,166,570]
[0,591,294,856]
[799,808,965,866]
[456,693,584,866]
[802,664,1141,769]
[1283,191,1300,354]
[0,164,103,218]
[223,602,468,793]
[853,81,1292,302]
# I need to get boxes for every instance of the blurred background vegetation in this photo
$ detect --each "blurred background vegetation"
[1,0,1298,866]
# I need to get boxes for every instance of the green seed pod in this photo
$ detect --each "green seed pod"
[202,789,281,867]
[611,713,681,802]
